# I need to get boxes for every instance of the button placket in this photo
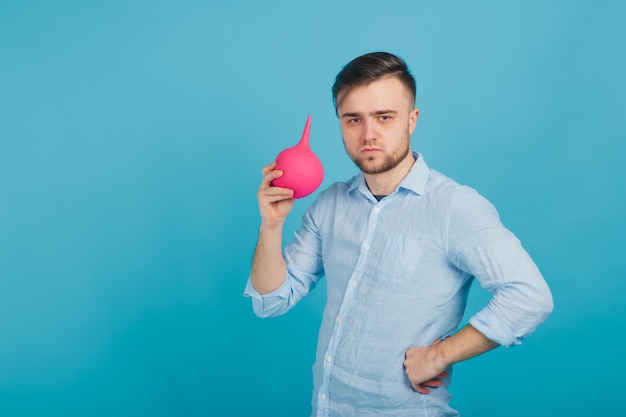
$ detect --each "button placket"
[318,201,383,415]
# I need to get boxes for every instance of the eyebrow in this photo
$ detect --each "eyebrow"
[340,109,398,118]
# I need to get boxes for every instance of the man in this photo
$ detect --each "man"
[244,52,553,416]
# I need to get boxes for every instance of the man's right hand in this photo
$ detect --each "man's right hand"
[257,161,296,229]
[251,162,294,295]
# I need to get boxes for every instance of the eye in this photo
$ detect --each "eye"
[348,118,360,124]
[379,115,390,121]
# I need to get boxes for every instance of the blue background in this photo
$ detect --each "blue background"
[1,1,625,416]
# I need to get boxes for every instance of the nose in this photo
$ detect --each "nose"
[361,118,377,142]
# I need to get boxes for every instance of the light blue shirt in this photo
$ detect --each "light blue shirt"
[244,152,553,417]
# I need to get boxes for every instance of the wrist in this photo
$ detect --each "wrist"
[259,221,285,234]
[429,341,450,371]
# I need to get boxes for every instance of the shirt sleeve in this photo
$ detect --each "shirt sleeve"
[243,200,326,318]
[446,187,554,347]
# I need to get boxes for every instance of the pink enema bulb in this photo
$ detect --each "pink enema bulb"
[271,115,324,199]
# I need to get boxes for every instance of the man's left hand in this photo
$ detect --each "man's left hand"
[404,339,449,394]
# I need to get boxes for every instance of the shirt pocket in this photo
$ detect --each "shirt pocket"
[370,236,423,286]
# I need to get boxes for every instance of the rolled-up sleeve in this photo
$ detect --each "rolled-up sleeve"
[447,188,554,347]
[243,274,292,317]
[243,199,326,318]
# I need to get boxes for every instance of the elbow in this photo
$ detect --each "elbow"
[252,307,273,319]
[523,282,554,328]
[544,290,554,316]
[539,289,554,322]
[251,298,291,319]
[535,280,554,318]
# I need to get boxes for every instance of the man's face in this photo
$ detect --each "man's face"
[337,76,419,176]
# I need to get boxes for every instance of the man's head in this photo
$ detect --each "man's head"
[333,52,419,179]
[332,52,416,114]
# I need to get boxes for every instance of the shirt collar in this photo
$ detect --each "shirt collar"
[347,151,430,197]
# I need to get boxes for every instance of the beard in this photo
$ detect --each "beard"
[348,132,412,175]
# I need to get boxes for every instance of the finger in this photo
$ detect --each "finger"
[259,187,293,203]
[420,379,443,388]
[260,168,286,189]
[439,371,449,378]
[261,161,278,176]
[261,180,291,193]
[263,193,295,204]
[404,348,415,359]
[260,181,294,197]
[413,384,430,394]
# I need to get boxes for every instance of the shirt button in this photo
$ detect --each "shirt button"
[337,318,343,325]
[363,243,370,251]
[351,281,357,287]
[320,393,327,400]
[326,355,333,362]
[374,207,380,213]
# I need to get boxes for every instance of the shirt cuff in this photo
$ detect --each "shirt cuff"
[469,307,521,348]
[243,275,291,317]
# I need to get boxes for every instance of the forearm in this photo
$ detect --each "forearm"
[250,224,288,294]
[432,324,499,369]
[404,324,499,391]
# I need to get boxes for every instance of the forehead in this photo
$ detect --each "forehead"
[337,76,413,113]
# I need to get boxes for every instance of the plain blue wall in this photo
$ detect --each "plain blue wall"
[1,1,625,416]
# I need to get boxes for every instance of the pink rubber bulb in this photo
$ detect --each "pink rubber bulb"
[271,115,324,199]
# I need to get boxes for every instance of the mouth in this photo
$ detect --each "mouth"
[362,148,381,155]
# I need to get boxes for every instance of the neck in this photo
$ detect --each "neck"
[364,152,416,196]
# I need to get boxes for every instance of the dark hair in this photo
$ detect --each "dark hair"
[332,52,416,113]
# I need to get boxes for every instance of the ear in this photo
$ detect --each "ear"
[408,108,420,134]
